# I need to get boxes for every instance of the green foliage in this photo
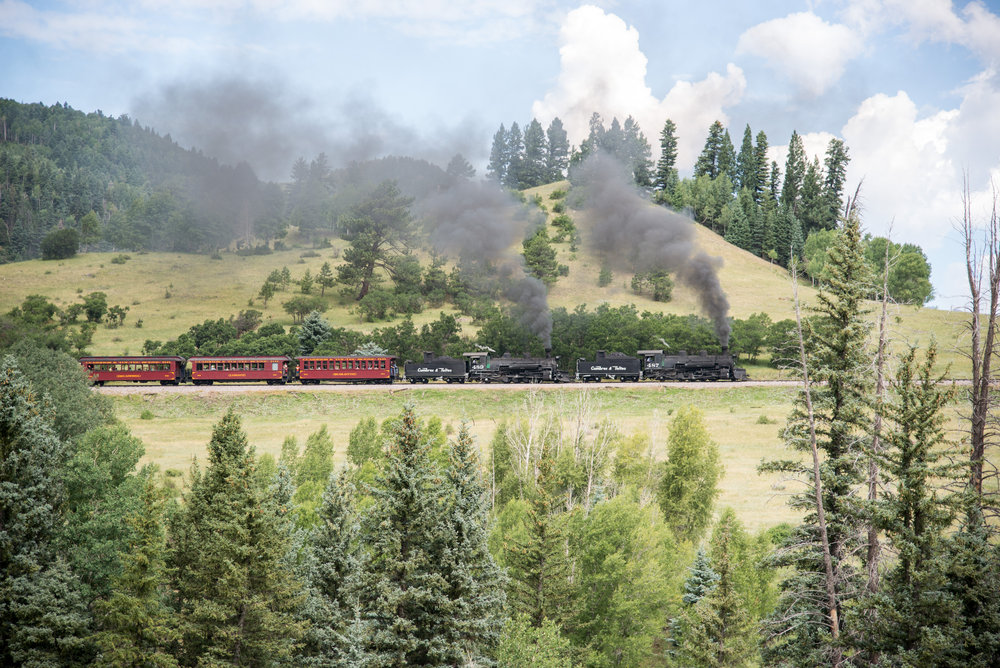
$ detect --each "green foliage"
[597,263,612,287]
[630,270,674,302]
[496,613,573,668]
[657,405,722,543]
[865,236,934,304]
[359,403,461,665]
[300,268,314,294]
[168,409,305,665]
[730,311,771,363]
[291,425,336,528]
[283,294,328,323]
[82,291,109,323]
[522,226,560,285]
[41,226,81,260]
[298,310,333,354]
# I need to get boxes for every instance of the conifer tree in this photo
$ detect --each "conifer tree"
[298,471,365,667]
[522,119,549,188]
[753,130,770,205]
[781,130,806,214]
[0,356,93,665]
[503,122,525,190]
[545,118,569,182]
[298,310,333,354]
[762,210,873,664]
[724,201,752,251]
[486,124,507,183]
[93,476,179,667]
[622,115,654,187]
[361,403,458,666]
[694,121,726,179]
[855,345,965,664]
[168,409,304,666]
[683,548,720,604]
[735,125,756,193]
[719,129,737,185]
[440,422,507,664]
[799,157,826,234]
[681,513,758,667]
[504,448,573,629]
[822,138,850,230]
[656,118,680,195]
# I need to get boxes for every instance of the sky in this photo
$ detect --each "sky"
[3,0,999,309]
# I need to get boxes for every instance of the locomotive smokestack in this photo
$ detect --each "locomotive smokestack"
[721,345,729,356]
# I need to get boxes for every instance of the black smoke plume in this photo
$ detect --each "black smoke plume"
[576,152,731,345]
[416,179,552,347]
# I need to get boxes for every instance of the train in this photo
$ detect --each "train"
[80,347,746,386]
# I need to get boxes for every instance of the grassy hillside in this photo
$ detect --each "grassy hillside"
[0,180,973,375]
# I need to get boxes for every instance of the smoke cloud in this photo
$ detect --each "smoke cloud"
[577,152,731,345]
[416,179,552,347]
[132,74,485,182]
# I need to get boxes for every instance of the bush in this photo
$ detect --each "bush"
[110,254,131,264]
[140,409,154,420]
[40,228,81,260]
[549,189,566,200]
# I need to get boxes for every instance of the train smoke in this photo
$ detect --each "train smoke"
[416,179,552,347]
[578,152,731,345]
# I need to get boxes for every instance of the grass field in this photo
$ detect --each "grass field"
[115,385,801,531]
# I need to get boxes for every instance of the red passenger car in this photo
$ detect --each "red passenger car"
[188,356,291,385]
[80,356,187,386]
[296,355,398,384]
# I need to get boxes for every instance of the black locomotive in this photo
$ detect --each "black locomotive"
[463,351,572,384]
[637,348,747,381]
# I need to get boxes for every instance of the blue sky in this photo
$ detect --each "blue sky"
[3,0,999,309]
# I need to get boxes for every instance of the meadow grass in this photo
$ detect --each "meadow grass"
[116,385,805,531]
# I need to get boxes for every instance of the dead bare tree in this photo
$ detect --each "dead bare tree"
[961,176,999,515]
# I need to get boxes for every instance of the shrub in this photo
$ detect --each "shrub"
[140,409,154,420]
[40,228,81,260]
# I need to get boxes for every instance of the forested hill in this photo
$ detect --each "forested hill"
[0,98,281,261]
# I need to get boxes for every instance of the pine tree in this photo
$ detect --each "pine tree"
[440,422,507,664]
[724,201,752,252]
[298,310,333,354]
[504,449,573,629]
[503,122,525,190]
[855,345,965,664]
[168,409,305,666]
[753,130,770,205]
[486,124,507,183]
[799,157,826,234]
[297,471,365,667]
[762,210,873,664]
[684,548,720,604]
[317,261,335,296]
[719,128,737,185]
[694,121,726,179]
[822,138,850,230]
[522,119,549,188]
[781,130,806,214]
[681,513,758,667]
[0,355,93,666]
[93,476,179,667]
[545,118,569,182]
[656,118,680,195]
[622,115,653,187]
[735,124,756,193]
[361,403,458,666]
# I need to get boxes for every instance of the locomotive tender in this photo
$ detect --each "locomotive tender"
[80,346,746,386]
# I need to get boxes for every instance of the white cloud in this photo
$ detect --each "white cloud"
[532,4,745,168]
[736,12,864,97]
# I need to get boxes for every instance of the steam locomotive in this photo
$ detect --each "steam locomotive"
[80,346,746,386]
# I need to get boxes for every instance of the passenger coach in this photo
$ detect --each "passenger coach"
[188,355,292,385]
[297,355,398,384]
[80,356,187,386]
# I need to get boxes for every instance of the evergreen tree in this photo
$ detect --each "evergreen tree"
[486,124,508,183]
[694,121,726,179]
[719,129,737,185]
[0,355,93,666]
[855,345,964,664]
[681,512,758,667]
[545,118,569,182]
[683,548,720,604]
[93,476,179,668]
[657,405,722,543]
[361,403,458,666]
[297,471,365,667]
[656,118,680,195]
[522,226,560,285]
[799,157,826,234]
[316,261,335,297]
[440,423,507,664]
[168,409,304,666]
[753,130,770,205]
[723,201,751,251]
[768,160,782,204]
[503,122,525,190]
[298,310,333,354]
[735,124,756,194]
[522,119,549,188]
[445,153,475,180]
[781,130,807,214]
[762,211,873,664]
[822,138,850,230]
[622,115,654,187]
[504,449,573,629]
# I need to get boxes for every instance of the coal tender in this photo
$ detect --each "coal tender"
[403,351,469,383]
[576,350,642,382]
